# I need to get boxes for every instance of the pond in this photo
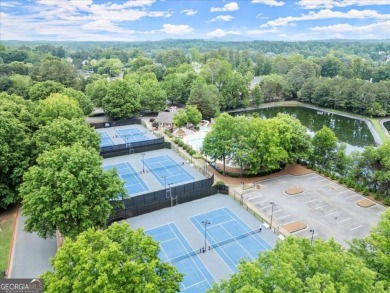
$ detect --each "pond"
[237,107,376,153]
[384,121,390,132]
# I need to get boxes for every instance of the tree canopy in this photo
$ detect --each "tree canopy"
[42,222,183,293]
[209,237,386,293]
[20,144,125,238]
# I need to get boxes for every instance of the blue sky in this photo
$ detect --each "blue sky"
[1,0,389,41]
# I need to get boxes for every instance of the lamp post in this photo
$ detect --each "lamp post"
[270,201,275,229]
[141,153,145,173]
[310,229,315,245]
[202,220,210,253]
[168,183,173,207]
[240,182,244,206]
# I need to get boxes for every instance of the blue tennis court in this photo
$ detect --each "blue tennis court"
[99,132,115,148]
[117,128,148,144]
[191,207,272,272]
[102,162,149,196]
[146,223,215,293]
[144,155,194,185]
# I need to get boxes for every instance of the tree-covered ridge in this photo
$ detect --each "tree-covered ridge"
[1,40,389,119]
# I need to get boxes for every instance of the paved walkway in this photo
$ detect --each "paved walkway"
[9,213,56,278]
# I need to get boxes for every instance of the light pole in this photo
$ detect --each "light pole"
[202,220,210,253]
[240,182,244,206]
[168,183,173,207]
[141,153,145,173]
[310,229,315,245]
[270,201,275,229]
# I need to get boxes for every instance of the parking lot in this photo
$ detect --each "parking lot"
[241,173,387,246]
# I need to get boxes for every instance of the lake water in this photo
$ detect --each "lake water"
[235,107,376,153]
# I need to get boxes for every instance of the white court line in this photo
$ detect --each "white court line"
[350,225,363,231]
[325,211,338,217]
[337,218,351,223]
[275,214,290,220]
[314,204,328,210]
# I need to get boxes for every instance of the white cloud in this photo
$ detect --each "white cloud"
[297,0,390,9]
[0,1,20,7]
[82,20,135,34]
[251,0,285,6]
[309,20,390,33]
[210,2,239,12]
[209,15,234,22]
[148,11,172,18]
[181,9,197,16]
[246,27,279,34]
[206,29,241,37]
[256,13,269,19]
[261,9,390,27]
[161,24,194,35]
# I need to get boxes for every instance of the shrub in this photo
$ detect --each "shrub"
[215,180,225,186]
[149,118,155,122]
[178,140,184,147]
[189,150,197,156]
[362,188,370,196]
[383,196,390,206]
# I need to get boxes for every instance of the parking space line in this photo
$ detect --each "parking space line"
[337,190,350,195]
[306,233,318,238]
[337,218,351,223]
[314,204,328,210]
[275,214,290,220]
[325,211,338,217]
[377,211,385,215]
[304,199,316,203]
[349,225,363,231]
[345,195,358,199]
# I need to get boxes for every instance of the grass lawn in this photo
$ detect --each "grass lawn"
[370,118,390,143]
[0,205,17,274]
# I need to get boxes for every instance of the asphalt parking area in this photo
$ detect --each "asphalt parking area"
[242,173,387,246]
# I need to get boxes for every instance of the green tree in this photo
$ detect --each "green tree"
[42,222,183,293]
[28,80,65,101]
[139,74,167,112]
[61,87,93,116]
[202,113,235,174]
[34,93,84,126]
[209,237,386,293]
[102,79,141,120]
[260,74,291,102]
[0,112,32,208]
[185,105,202,126]
[32,117,100,157]
[85,79,108,108]
[310,126,338,170]
[20,144,125,239]
[7,74,32,99]
[172,109,187,128]
[31,56,79,88]
[162,73,186,105]
[187,79,220,119]
[349,209,390,289]
[251,84,263,107]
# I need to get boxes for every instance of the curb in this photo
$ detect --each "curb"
[5,203,19,278]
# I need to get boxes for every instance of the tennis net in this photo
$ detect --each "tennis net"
[169,248,203,263]
[147,162,185,173]
[208,229,261,250]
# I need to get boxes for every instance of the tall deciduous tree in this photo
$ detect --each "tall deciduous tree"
[20,144,125,238]
[32,117,100,157]
[42,222,183,293]
[28,80,65,101]
[185,105,202,126]
[349,209,390,289]
[102,79,141,120]
[85,79,108,107]
[172,109,187,128]
[187,79,220,120]
[139,73,167,112]
[310,126,338,170]
[34,93,84,126]
[202,113,235,174]
[61,87,93,116]
[209,237,386,293]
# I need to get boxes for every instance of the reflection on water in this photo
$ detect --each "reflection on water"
[384,121,390,132]
[237,107,376,153]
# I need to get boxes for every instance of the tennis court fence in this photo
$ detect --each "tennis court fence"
[101,138,168,158]
[108,177,217,223]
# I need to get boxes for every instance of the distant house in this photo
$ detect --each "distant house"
[157,111,175,128]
